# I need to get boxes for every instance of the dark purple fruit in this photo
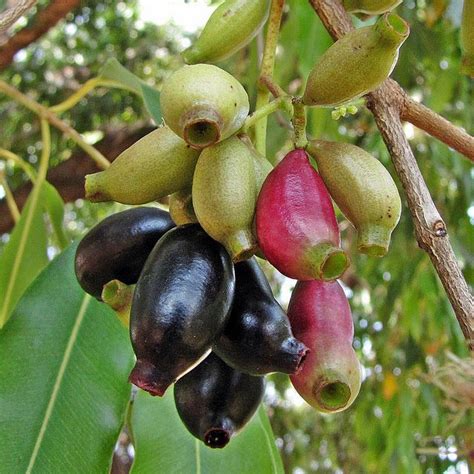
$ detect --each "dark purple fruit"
[174,352,264,449]
[213,258,308,375]
[129,224,235,397]
[74,207,175,299]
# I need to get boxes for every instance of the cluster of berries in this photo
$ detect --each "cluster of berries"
[75,0,411,448]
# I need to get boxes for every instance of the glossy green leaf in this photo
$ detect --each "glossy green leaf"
[0,244,134,473]
[42,183,69,250]
[130,389,284,474]
[99,58,161,123]
[0,184,48,328]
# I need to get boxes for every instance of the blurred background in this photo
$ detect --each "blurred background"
[0,0,472,472]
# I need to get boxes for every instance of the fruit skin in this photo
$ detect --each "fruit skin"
[183,0,270,64]
[213,258,309,375]
[74,207,175,300]
[193,135,258,262]
[303,12,409,107]
[307,140,401,257]
[239,133,273,192]
[255,149,349,281]
[169,189,198,225]
[288,280,361,413]
[160,64,249,149]
[461,0,474,77]
[343,0,402,15]
[85,126,200,204]
[174,352,265,448]
[129,224,235,397]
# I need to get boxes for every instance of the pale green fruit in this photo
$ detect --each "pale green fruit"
[169,189,198,225]
[343,0,402,15]
[85,126,200,205]
[160,64,249,149]
[238,133,273,192]
[303,12,409,107]
[183,0,270,64]
[307,140,401,257]
[461,0,474,77]
[193,135,258,262]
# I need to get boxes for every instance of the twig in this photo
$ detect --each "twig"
[400,92,474,162]
[307,0,474,350]
[254,0,285,154]
[291,97,307,149]
[0,79,110,170]
[0,0,36,35]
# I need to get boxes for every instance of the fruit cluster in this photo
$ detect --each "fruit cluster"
[75,0,409,449]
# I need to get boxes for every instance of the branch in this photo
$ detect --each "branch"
[0,125,154,235]
[307,0,474,350]
[0,0,80,70]
[400,93,474,162]
[0,0,37,35]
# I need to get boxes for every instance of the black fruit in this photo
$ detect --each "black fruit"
[75,207,175,299]
[129,224,235,397]
[213,258,308,375]
[174,352,265,448]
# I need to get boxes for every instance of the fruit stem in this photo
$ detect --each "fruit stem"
[254,0,285,155]
[242,96,292,133]
[292,97,308,149]
[101,279,134,327]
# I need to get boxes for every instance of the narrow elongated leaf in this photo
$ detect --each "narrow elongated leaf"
[0,244,134,473]
[130,389,284,474]
[42,183,69,249]
[99,58,161,123]
[0,184,48,327]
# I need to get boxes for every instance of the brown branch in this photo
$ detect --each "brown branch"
[0,0,37,35]
[0,0,80,70]
[400,95,474,162]
[307,0,474,350]
[0,125,154,234]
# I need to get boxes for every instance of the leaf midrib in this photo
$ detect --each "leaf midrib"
[25,294,91,473]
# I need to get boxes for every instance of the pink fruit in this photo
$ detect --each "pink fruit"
[288,280,361,413]
[255,149,349,281]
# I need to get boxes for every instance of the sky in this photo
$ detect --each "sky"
[138,0,215,32]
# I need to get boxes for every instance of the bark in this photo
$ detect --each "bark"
[307,0,474,350]
[0,0,80,70]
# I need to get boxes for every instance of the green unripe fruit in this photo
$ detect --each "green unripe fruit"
[307,140,401,257]
[193,135,258,262]
[183,0,270,64]
[461,0,474,77]
[343,0,402,15]
[160,64,250,149]
[169,189,198,225]
[303,13,409,107]
[239,133,273,192]
[85,126,200,204]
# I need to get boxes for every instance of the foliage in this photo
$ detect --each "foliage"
[0,0,472,473]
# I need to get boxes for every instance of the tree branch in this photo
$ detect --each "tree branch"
[307,0,474,350]
[0,0,37,35]
[400,93,474,162]
[0,0,80,70]
[0,125,154,235]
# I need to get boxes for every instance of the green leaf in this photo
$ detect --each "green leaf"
[130,389,284,474]
[0,244,134,473]
[99,58,161,123]
[41,183,69,250]
[0,184,49,328]
[140,83,162,125]
[99,58,144,94]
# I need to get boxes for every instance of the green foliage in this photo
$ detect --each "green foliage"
[131,391,284,473]
[0,0,472,472]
